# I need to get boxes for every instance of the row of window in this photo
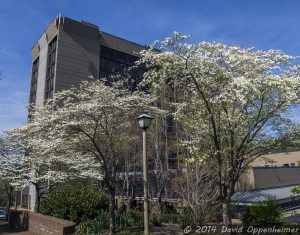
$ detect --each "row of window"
[101,46,139,65]
[29,58,39,104]
[30,42,144,103]
[99,46,146,90]
[45,37,57,100]
[29,37,57,104]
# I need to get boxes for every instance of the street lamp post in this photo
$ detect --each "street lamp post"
[137,113,154,235]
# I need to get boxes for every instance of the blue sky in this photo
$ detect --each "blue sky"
[0,0,300,130]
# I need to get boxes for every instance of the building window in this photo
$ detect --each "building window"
[99,46,145,90]
[100,57,114,73]
[168,150,178,170]
[30,57,39,104]
[45,37,57,99]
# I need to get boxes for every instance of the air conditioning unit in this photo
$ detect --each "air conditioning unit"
[282,163,295,167]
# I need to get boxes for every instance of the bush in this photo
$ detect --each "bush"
[151,214,162,226]
[40,187,109,223]
[127,208,144,228]
[115,208,144,228]
[241,198,283,225]
[178,209,192,228]
[116,210,131,228]
[76,208,145,234]
[75,220,95,235]
[76,210,109,234]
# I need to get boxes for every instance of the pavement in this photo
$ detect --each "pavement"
[0,221,36,235]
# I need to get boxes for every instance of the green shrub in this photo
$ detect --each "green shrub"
[127,208,144,228]
[76,208,143,234]
[76,210,109,234]
[241,198,283,225]
[40,187,109,223]
[117,211,141,227]
[151,214,162,226]
[178,208,192,228]
[116,210,131,228]
[75,220,94,235]
[116,208,144,228]
[94,210,110,231]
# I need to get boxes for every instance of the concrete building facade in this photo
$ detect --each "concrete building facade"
[237,151,300,191]
[27,15,147,211]
[29,15,145,107]
[233,151,300,211]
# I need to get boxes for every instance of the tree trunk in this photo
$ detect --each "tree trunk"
[222,197,231,226]
[14,191,18,210]
[220,182,232,226]
[3,181,13,221]
[126,170,130,212]
[35,195,41,213]
[157,190,163,218]
[5,189,13,221]
[34,185,41,213]
[109,188,116,235]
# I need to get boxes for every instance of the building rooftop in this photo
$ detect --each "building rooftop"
[32,15,146,51]
[232,184,300,205]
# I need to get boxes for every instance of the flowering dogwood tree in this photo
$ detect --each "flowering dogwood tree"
[19,80,156,234]
[6,124,94,212]
[7,83,112,212]
[0,133,28,219]
[139,33,300,225]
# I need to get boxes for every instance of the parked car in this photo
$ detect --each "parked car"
[0,208,5,220]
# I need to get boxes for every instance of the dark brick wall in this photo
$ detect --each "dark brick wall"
[9,210,75,235]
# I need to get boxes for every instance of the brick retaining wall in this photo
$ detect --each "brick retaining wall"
[9,210,75,235]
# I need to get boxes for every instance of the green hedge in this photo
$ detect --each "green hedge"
[76,208,144,234]
[241,198,283,225]
[40,187,109,223]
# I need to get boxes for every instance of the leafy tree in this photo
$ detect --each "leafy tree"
[0,133,27,220]
[241,199,283,225]
[8,119,99,212]
[15,80,158,234]
[139,32,300,225]
[40,187,109,223]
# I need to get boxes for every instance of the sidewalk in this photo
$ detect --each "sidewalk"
[0,221,36,235]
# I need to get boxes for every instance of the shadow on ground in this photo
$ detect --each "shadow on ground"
[0,221,36,235]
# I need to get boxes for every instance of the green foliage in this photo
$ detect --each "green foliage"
[76,210,109,234]
[241,199,283,225]
[116,210,131,228]
[290,186,300,200]
[0,180,8,207]
[178,208,193,228]
[230,205,238,219]
[76,208,144,234]
[127,208,144,228]
[116,209,144,228]
[75,220,95,235]
[40,187,109,223]
[151,214,162,226]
